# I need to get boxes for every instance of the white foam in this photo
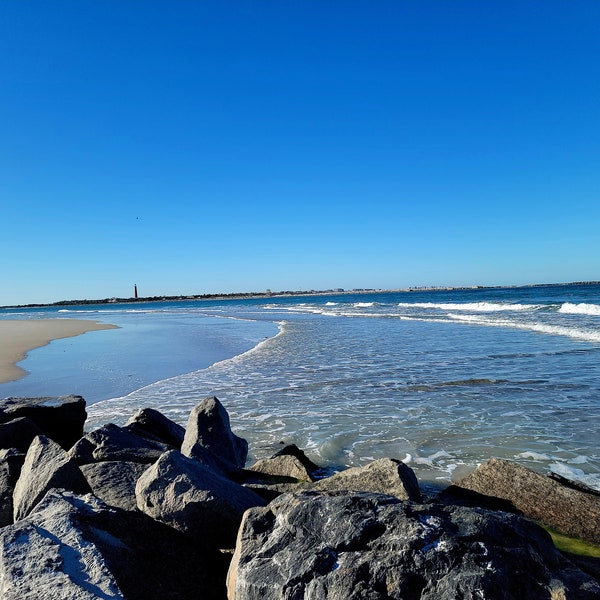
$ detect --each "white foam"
[398,302,541,312]
[516,451,553,461]
[559,302,600,316]
[448,313,600,343]
[354,302,375,308]
[325,302,338,306]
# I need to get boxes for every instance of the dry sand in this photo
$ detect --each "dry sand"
[0,319,118,384]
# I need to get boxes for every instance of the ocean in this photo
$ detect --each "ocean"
[1,283,599,490]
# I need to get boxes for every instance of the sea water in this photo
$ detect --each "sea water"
[1,283,599,489]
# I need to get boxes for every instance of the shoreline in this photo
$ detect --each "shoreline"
[0,319,119,384]
[2,280,599,310]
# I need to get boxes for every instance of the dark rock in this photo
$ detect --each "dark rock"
[0,395,86,449]
[445,458,600,545]
[181,397,248,474]
[312,458,422,501]
[0,450,25,528]
[0,448,26,485]
[0,489,229,600]
[271,444,320,473]
[124,407,185,448]
[227,491,600,599]
[68,423,170,465]
[0,417,43,452]
[136,450,266,550]
[80,461,149,512]
[13,435,90,522]
[249,454,315,482]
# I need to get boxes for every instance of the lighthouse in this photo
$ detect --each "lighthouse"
[134,284,138,299]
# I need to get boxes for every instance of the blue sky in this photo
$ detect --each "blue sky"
[1,1,599,305]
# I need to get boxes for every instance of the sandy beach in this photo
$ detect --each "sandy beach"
[0,319,118,384]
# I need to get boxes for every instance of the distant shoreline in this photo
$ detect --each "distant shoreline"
[2,280,599,310]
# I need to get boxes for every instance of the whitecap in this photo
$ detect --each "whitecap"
[559,302,600,316]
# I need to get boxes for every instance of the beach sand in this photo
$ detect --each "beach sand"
[0,319,118,384]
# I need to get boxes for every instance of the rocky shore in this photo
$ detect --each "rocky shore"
[0,395,599,599]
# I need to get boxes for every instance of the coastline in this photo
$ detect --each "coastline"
[0,319,119,384]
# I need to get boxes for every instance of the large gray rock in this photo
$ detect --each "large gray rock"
[136,450,266,550]
[0,489,228,600]
[68,423,170,465]
[181,396,248,473]
[227,491,600,600]
[312,458,422,501]
[0,395,86,449]
[13,435,90,522]
[124,407,185,448]
[80,461,149,512]
[446,458,600,545]
[0,416,43,451]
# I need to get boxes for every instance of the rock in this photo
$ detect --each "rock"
[13,435,90,522]
[124,408,185,448]
[445,458,600,545]
[68,423,170,465]
[271,443,320,473]
[136,450,266,550]
[181,397,248,473]
[0,448,26,485]
[80,461,149,512]
[227,491,600,600]
[249,454,315,482]
[0,417,43,452]
[0,489,228,600]
[0,395,86,449]
[0,450,26,527]
[312,458,422,501]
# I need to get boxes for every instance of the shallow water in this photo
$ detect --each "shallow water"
[2,284,600,488]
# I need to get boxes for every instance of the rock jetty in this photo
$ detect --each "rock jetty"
[0,394,598,599]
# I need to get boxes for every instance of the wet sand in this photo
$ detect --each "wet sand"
[0,319,118,384]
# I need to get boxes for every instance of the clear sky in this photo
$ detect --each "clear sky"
[1,1,599,305]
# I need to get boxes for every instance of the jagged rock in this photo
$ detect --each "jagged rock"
[68,423,170,465]
[0,461,13,528]
[271,443,320,472]
[312,458,422,501]
[227,491,600,600]
[249,454,315,482]
[0,395,86,449]
[136,450,266,550]
[181,397,248,474]
[13,435,90,522]
[80,461,149,512]
[0,417,43,452]
[0,448,25,485]
[0,489,228,600]
[124,408,185,448]
[445,458,600,545]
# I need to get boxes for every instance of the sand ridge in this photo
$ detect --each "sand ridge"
[0,319,119,384]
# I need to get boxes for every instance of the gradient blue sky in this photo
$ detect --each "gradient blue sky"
[1,1,599,305]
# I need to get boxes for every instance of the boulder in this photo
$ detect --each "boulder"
[312,458,422,501]
[0,461,13,528]
[0,489,228,600]
[68,423,170,465]
[0,395,86,449]
[80,461,149,512]
[181,397,248,473]
[136,450,266,550]
[445,458,600,545]
[271,443,320,473]
[13,435,90,522]
[249,454,315,483]
[0,448,25,485]
[0,417,43,452]
[227,491,600,600]
[124,408,185,448]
